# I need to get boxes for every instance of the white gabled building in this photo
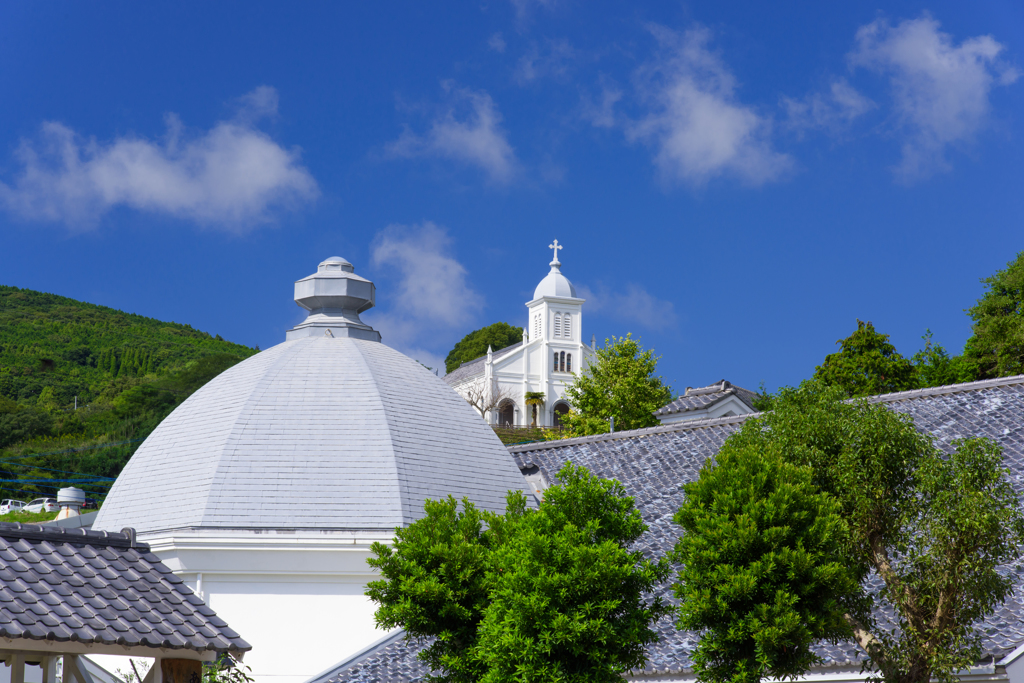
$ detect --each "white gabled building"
[443,241,596,428]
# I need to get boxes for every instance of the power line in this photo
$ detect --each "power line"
[0,478,112,484]
[0,460,117,480]
[1,438,144,461]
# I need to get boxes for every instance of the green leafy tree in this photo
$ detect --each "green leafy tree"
[445,323,524,374]
[963,251,1024,378]
[813,320,917,397]
[560,334,672,437]
[911,331,977,388]
[366,463,671,683]
[674,445,861,683]
[674,381,1024,683]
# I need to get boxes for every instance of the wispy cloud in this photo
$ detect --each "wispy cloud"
[515,39,577,85]
[488,32,507,53]
[509,0,557,24]
[0,86,318,230]
[580,78,623,129]
[386,83,519,184]
[578,282,678,331]
[849,14,1019,181]
[626,25,793,186]
[782,80,876,135]
[366,222,483,371]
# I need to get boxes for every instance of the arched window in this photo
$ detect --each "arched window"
[554,313,561,338]
[497,399,516,427]
[563,314,571,339]
[553,351,559,370]
[559,351,565,372]
[566,353,572,373]
[553,402,570,428]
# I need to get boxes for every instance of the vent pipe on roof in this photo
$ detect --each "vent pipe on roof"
[56,487,85,519]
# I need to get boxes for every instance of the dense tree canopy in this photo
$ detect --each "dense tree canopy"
[674,443,859,683]
[964,251,1024,379]
[813,320,917,397]
[366,463,671,683]
[444,322,524,374]
[560,334,672,436]
[0,285,255,502]
[674,382,1024,683]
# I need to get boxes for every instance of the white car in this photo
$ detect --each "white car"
[0,499,26,515]
[24,498,59,514]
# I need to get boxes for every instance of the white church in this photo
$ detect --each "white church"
[443,240,596,428]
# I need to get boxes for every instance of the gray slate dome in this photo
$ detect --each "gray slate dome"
[94,259,531,535]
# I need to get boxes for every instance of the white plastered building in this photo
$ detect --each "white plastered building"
[443,241,596,428]
[91,257,534,683]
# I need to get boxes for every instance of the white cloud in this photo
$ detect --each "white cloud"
[514,39,576,85]
[366,222,483,367]
[849,15,1019,180]
[580,79,623,129]
[577,282,677,331]
[509,0,557,23]
[627,26,793,186]
[386,83,519,184]
[782,79,876,134]
[0,86,318,230]
[488,32,507,53]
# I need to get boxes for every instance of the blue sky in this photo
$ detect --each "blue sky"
[1,1,1021,392]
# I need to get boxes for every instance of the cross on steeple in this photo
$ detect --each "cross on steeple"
[549,239,563,265]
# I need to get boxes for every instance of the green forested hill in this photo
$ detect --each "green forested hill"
[0,285,258,506]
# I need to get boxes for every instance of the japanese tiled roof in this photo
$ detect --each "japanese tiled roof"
[319,375,1024,682]
[0,523,251,655]
[442,342,523,386]
[653,379,758,417]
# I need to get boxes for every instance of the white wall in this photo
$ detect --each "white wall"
[144,531,393,683]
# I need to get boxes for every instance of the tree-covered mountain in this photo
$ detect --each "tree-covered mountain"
[0,285,258,506]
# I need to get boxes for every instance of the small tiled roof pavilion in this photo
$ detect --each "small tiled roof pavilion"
[0,524,249,683]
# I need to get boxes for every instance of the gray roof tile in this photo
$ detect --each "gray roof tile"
[441,342,524,386]
[654,379,758,416]
[0,523,250,656]
[324,375,1024,682]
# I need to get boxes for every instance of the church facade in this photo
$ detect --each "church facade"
[443,241,596,428]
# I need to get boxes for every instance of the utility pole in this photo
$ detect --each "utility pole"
[609,416,615,433]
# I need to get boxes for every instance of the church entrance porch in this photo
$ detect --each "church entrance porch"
[497,400,516,427]
[552,402,569,428]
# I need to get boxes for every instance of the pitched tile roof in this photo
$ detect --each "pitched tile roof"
[0,523,251,656]
[321,375,1024,682]
[653,379,758,417]
[442,342,523,386]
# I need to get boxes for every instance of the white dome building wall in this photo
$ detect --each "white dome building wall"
[93,257,535,683]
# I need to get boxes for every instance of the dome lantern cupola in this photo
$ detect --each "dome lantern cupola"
[287,256,381,342]
[532,239,580,300]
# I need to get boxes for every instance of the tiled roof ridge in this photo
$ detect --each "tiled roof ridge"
[443,342,524,380]
[507,413,755,453]
[508,374,1024,454]
[654,387,736,416]
[311,630,413,683]
[864,374,1024,404]
[0,522,146,550]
